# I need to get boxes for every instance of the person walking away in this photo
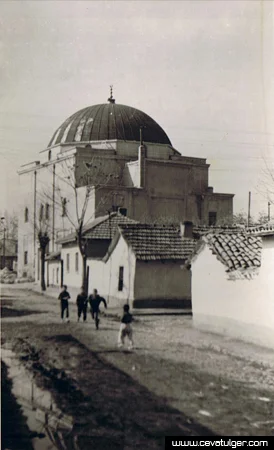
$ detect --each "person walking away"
[88,289,107,329]
[118,304,134,350]
[58,285,70,323]
[76,286,88,322]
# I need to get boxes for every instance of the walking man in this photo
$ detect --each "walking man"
[76,286,88,322]
[58,285,70,323]
[88,289,107,329]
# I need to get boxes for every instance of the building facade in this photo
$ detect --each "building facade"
[17,96,234,279]
[190,225,274,349]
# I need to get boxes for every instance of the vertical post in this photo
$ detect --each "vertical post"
[268,201,271,221]
[52,164,56,252]
[3,227,6,268]
[60,259,64,287]
[140,126,143,145]
[33,170,37,274]
[247,191,251,227]
[86,265,89,294]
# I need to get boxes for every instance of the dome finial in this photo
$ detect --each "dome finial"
[108,85,115,104]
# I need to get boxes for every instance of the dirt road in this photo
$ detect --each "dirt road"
[1,285,274,448]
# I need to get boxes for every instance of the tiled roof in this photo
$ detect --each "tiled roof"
[57,213,137,245]
[119,224,196,260]
[84,214,137,239]
[246,223,274,236]
[193,225,245,237]
[204,233,262,272]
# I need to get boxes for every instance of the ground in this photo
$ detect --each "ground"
[1,285,274,449]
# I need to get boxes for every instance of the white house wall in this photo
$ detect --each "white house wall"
[61,244,83,290]
[18,169,36,279]
[134,260,191,308]
[88,235,136,307]
[46,260,62,287]
[191,238,274,349]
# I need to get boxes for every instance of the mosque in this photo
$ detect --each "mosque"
[17,91,234,288]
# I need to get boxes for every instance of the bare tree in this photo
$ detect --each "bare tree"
[34,203,51,291]
[0,210,18,241]
[42,155,122,291]
[257,157,274,212]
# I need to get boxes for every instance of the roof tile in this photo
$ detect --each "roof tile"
[119,224,196,260]
[204,233,262,272]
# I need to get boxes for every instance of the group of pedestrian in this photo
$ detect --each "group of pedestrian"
[58,285,134,349]
[58,285,107,330]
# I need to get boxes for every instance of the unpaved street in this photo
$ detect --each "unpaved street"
[1,285,274,448]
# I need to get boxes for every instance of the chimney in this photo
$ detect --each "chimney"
[180,221,193,239]
[138,145,146,188]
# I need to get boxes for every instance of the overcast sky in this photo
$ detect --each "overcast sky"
[0,0,273,218]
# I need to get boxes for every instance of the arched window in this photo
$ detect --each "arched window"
[24,207,29,223]
[48,150,52,161]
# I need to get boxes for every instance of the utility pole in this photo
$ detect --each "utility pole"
[247,191,251,227]
[268,201,271,221]
[1,217,6,269]
[33,170,37,275]
[52,164,56,251]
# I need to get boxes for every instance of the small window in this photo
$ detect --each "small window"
[45,203,50,220]
[24,251,28,265]
[75,252,79,272]
[56,268,59,284]
[209,211,217,226]
[119,208,127,217]
[39,204,44,221]
[118,266,124,291]
[48,150,52,161]
[61,198,67,217]
[24,207,29,223]
[66,254,70,272]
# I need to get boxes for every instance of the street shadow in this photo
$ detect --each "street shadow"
[1,307,46,318]
[37,334,217,440]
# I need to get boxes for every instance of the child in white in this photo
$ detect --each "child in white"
[118,304,133,350]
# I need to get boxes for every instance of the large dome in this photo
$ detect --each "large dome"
[48,101,171,148]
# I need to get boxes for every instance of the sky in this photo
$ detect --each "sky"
[0,0,273,218]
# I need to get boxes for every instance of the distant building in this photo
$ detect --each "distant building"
[17,95,234,280]
[190,224,274,349]
[0,238,18,271]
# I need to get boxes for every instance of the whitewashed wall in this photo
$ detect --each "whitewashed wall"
[46,260,62,287]
[61,244,83,290]
[88,235,136,308]
[191,236,274,349]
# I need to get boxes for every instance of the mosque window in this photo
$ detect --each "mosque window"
[24,207,29,223]
[208,211,217,226]
[118,266,124,291]
[39,204,44,221]
[75,252,79,272]
[61,198,67,217]
[24,251,28,265]
[119,208,127,217]
[45,203,50,220]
